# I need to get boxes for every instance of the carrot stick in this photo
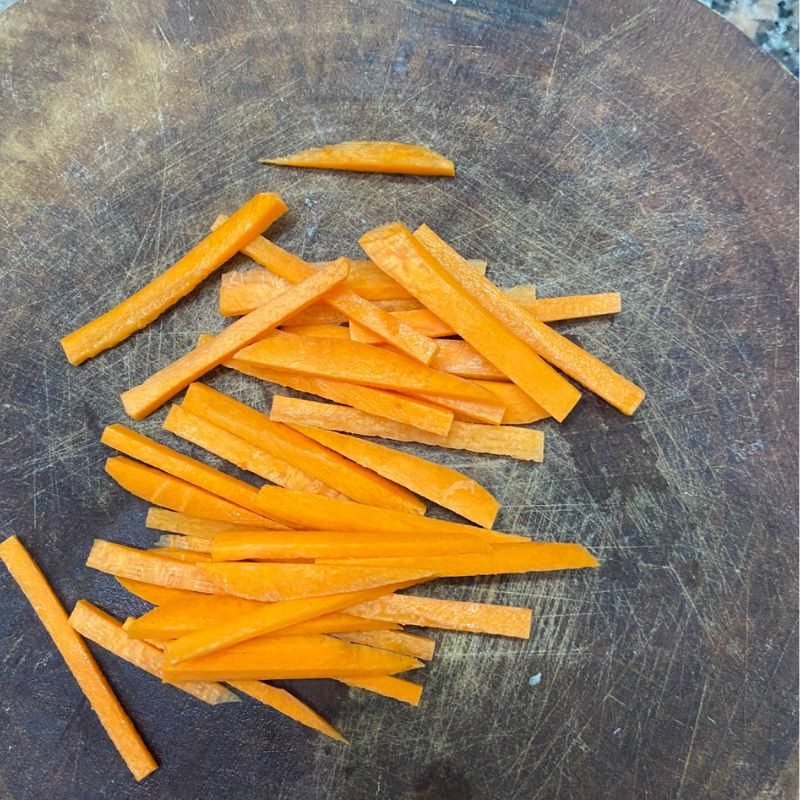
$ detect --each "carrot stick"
[155,534,212,553]
[268,396,544,461]
[426,339,507,380]
[0,536,157,781]
[286,424,500,528]
[68,600,238,705]
[120,260,350,418]
[414,226,645,414]
[162,634,423,682]
[149,548,212,563]
[476,380,550,425]
[145,508,258,539]
[339,675,423,706]
[350,310,453,342]
[162,403,343,498]
[60,193,287,365]
[261,141,454,175]
[335,630,435,661]
[211,530,491,562]
[115,577,202,606]
[410,390,506,425]
[348,593,532,638]
[281,323,351,339]
[360,223,582,421]
[181,383,425,514]
[228,680,346,742]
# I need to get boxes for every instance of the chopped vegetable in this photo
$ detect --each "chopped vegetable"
[528,293,621,322]
[411,390,506,425]
[148,547,211,563]
[340,676,423,706]
[335,630,435,661]
[425,339,508,380]
[145,508,255,539]
[155,534,212,553]
[116,577,204,606]
[281,323,351,338]
[476,380,550,425]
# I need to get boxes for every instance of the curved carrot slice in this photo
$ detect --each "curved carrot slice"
[0,536,157,781]
[335,630,435,661]
[340,675,423,706]
[261,141,454,176]
[60,193,286,365]
[475,381,550,425]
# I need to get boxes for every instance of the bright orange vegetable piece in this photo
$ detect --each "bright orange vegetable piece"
[269,396,544,461]
[120,260,349,418]
[476,380,550,425]
[335,630,435,661]
[411,390,506,425]
[261,141,455,176]
[144,508,264,539]
[340,675,423,706]
[116,577,204,606]
[148,547,211,563]
[0,536,157,781]
[419,339,507,380]
[281,323,351,339]
[155,534,212,553]
[350,310,453,342]
[60,193,286,365]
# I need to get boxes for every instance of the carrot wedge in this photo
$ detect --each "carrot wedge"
[261,141,454,176]
[269,396,544,461]
[476,381,550,425]
[339,675,423,706]
[181,383,425,514]
[286,424,500,528]
[348,594,532,638]
[414,226,645,414]
[69,600,238,706]
[120,260,349,418]
[145,508,258,539]
[229,680,346,742]
[0,536,157,781]
[60,193,286,365]
[335,630,435,661]
[360,223,581,421]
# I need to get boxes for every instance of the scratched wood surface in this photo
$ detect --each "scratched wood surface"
[0,0,797,798]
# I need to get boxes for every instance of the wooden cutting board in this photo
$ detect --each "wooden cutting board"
[0,1,796,798]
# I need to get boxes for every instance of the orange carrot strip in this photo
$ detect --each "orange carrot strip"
[69,600,237,705]
[476,380,550,425]
[261,141,454,176]
[102,428,283,525]
[426,339,507,380]
[182,383,425,514]
[360,223,581,421]
[281,323,351,339]
[116,577,204,606]
[163,403,342,498]
[155,534,212,553]
[286,424,499,528]
[61,193,286,365]
[415,226,645,414]
[340,675,423,706]
[335,630,435,661]
[148,548,212,563]
[350,310,452,342]
[211,530,491,561]
[0,536,157,781]
[410,391,505,425]
[87,540,219,593]
[268,397,544,461]
[228,680,346,742]
[145,508,257,539]
[162,634,423,682]
[527,292,621,322]
[120,260,349,418]
[348,593,532,638]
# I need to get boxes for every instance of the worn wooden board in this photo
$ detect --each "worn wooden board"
[0,0,797,798]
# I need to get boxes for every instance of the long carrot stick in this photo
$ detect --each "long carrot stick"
[339,675,423,706]
[334,630,435,661]
[144,508,270,539]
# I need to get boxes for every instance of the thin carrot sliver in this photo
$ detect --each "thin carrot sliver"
[335,630,435,661]
[410,390,506,425]
[281,323,351,339]
[426,339,507,380]
[526,292,621,322]
[116,577,204,606]
[339,675,423,706]
[144,508,266,539]
[149,547,211,563]
[476,380,550,425]
[155,534,212,553]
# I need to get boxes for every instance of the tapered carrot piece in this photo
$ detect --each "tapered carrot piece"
[262,141,454,176]
[269,397,544,461]
[87,540,219,593]
[415,226,645,414]
[476,381,550,425]
[211,530,491,562]
[237,332,501,406]
[213,216,437,363]
[256,487,526,545]
[155,534,212,553]
[69,601,238,705]
[197,562,433,602]
[163,404,342,498]
[60,193,286,365]
[181,383,425,514]
[320,541,599,576]
[340,675,423,706]
[286,424,499,528]
[229,680,346,742]
[423,339,507,380]
[162,634,423,682]
[411,390,506,425]
[350,310,453,342]
[348,593,532,638]
[165,586,400,664]
[335,630,435,661]
[120,260,350,418]
[102,428,283,525]
[281,323,351,339]
[116,577,204,605]
[528,293,621,322]
[0,536,157,781]
[149,547,212,563]
[145,508,266,539]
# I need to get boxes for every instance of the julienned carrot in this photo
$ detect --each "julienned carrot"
[256,487,526,545]
[261,141,455,176]
[156,534,212,553]
[145,508,262,539]
[414,226,645,415]
[102,427,282,526]
[339,675,423,706]
[60,193,287,366]
[348,593,532,638]
[287,424,500,528]
[360,223,581,422]
[116,577,204,606]
[281,323,351,339]
[426,340,507,380]
[68,600,238,706]
[181,383,425,514]
[213,216,438,364]
[236,332,501,407]
[210,530,491,562]
[350,310,453,343]
[196,561,433,602]
[228,680,346,742]
[0,536,157,781]
[335,630,435,661]
[162,634,423,682]
[268,396,544,461]
[163,403,343,499]
[165,586,401,664]
[410,390,505,425]
[120,260,350,419]
[87,540,219,594]
[149,548,212,563]
[476,381,550,425]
